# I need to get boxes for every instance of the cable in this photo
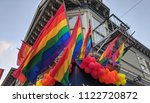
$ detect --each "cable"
[120,0,144,18]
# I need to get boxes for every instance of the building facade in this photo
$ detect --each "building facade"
[2,0,150,86]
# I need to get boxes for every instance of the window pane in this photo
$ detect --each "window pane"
[68,16,77,29]
[68,15,84,29]
[94,32,103,44]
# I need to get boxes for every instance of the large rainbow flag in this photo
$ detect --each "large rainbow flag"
[112,43,125,66]
[12,3,70,84]
[79,24,92,59]
[98,36,119,66]
[50,14,82,85]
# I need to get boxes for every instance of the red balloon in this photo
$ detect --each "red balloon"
[99,63,105,69]
[84,67,91,74]
[42,78,50,86]
[91,57,96,62]
[85,56,91,63]
[91,70,98,79]
[42,75,56,86]
[80,61,86,69]
[98,69,105,76]
[86,55,91,61]
[94,62,100,70]
[49,78,56,86]
[89,62,95,69]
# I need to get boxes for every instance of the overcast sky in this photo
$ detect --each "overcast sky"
[0,0,150,82]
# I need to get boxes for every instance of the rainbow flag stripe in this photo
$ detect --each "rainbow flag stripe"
[72,27,83,61]
[99,36,119,65]
[50,15,82,85]
[79,24,91,59]
[112,43,125,66]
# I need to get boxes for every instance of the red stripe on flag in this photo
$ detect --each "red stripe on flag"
[0,68,4,80]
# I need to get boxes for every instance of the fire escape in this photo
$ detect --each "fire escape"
[93,14,150,85]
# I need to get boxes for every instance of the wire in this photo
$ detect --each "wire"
[120,0,144,18]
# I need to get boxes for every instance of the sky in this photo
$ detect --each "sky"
[0,0,41,82]
[0,0,150,83]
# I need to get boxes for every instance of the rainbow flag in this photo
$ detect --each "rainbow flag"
[79,24,92,59]
[112,43,125,66]
[50,14,82,85]
[72,29,83,61]
[99,36,119,66]
[12,3,70,84]
[85,35,92,56]
[17,41,31,66]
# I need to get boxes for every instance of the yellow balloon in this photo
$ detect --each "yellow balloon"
[36,80,43,86]
[121,79,127,85]
[116,81,121,86]
[118,73,126,80]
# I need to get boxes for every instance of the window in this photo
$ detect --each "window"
[68,15,84,29]
[68,15,85,36]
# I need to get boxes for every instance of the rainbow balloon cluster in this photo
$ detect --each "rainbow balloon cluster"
[80,56,126,86]
[36,70,56,86]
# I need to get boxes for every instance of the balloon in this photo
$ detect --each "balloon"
[98,69,104,76]
[80,62,86,69]
[41,73,56,86]
[99,76,104,83]
[50,78,56,86]
[115,73,127,86]
[84,67,91,74]
[91,70,98,79]
[94,62,100,70]
[41,79,49,86]
[121,79,126,85]
[79,55,127,86]
[89,62,95,69]
[36,79,42,86]
[116,81,121,86]
[99,63,105,69]
[91,57,96,62]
